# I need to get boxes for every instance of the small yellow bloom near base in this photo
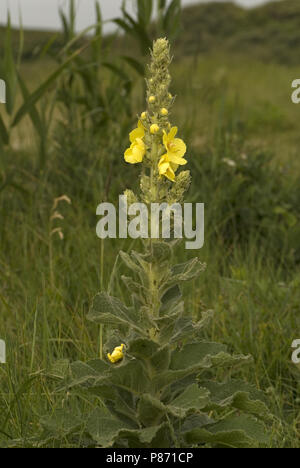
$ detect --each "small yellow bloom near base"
[107,344,125,363]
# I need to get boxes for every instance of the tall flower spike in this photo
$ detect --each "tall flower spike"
[146,39,187,182]
[124,38,190,205]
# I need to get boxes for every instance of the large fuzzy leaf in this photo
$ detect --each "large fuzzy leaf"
[87,292,147,335]
[166,258,206,287]
[109,360,151,395]
[67,360,113,401]
[69,360,104,387]
[40,409,82,441]
[161,311,213,346]
[154,350,252,392]
[202,380,271,420]
[120,250,143,274]
[137,394,166,426]
[128,338,160,360]
[87,406,130,447]
[146,241,172,264]
[168,384,210,417]
[153,362,213,392]
[106,389,138,427]
[170,342,227,370]
[183,414,269,448]
[160,284,182,313]
[150,346,171,372]
[117,423,172,448]
[88,405,170,448]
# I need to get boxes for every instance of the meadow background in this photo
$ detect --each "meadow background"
[0,0,299,447]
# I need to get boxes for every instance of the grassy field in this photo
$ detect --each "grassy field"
[0,0,299,448]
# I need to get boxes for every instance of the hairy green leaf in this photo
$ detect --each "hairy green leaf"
[87,406,130,447]
[137,394,166,426]
[183,414,269,448]
[202,380,271,420]
[171,342,227,370]
[87,292,146,334]
[168,384,210,417]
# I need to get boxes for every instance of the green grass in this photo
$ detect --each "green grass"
[171,53,300,170]
[0,0,300,448]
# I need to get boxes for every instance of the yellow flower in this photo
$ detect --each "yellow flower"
[158,127,187,181]
[107,344,125,363]
[158,155,176,181]
[124,121,146,164]
[149,95,156,104]
[129,120,145,143]
[125,139,145,164]
[150,124,159,134]
[160,108,168,116]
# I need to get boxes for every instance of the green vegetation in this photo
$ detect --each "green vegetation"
[177,0,300,65]
[0,0,299,448]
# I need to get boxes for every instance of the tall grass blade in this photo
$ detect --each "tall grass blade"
[4,13,17,116]
[12,45,88,127]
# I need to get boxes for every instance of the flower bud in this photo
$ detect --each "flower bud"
[150,124,159,134]
[107,344,125,364]
[160,108,168,116]
[149,95,156,104]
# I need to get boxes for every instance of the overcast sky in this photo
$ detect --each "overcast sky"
[0,0,273,32]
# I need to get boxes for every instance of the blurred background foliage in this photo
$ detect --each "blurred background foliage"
[0,0,299,447]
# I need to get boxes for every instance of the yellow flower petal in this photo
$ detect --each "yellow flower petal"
[165,166,176,181]
[169,126,178,140]
[171,138,186,157]
[124,139,145,164]
[163,128,185,159]
[129,121,145,143]
[158,153,169,166]
[159,161,170,175]
[163,130,169,148]
[158,154,176,181]
[168,154,187,165]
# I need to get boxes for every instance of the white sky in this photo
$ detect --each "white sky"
[0,0,273,33]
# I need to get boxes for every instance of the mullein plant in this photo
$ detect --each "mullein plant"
[40,39,273,448]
